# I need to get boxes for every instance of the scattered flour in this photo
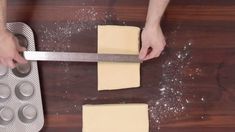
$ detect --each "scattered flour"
[149,42,194,130]
[36,7,127,115]
[34,6,205,129]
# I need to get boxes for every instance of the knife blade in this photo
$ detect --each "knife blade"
[23,51,141,63]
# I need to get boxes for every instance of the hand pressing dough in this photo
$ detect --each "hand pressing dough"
[98,25,140,91]
[82,104,149,132]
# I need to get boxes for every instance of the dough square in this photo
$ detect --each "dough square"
[98,25,140,91]
[82,104,149,132]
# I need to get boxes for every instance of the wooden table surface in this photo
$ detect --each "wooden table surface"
[7,0,235,132]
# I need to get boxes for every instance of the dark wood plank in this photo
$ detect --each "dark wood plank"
[6,0,235,132]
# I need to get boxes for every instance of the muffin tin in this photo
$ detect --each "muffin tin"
[0,22,44,132]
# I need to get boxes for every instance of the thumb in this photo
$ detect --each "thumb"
[14,53,27,64]
[139,45,149,60]
[144,48,159,61]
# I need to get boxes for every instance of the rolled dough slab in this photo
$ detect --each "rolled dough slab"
[98,25,140,91]
[82,104,149,132]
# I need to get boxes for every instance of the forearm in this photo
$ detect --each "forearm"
[145,0,169,28]
[0,0,7,33]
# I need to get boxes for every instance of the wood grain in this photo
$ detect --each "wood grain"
[7,0,235,132]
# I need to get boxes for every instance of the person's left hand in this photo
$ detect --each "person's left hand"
[0,30,27,68]
[139,24,166,61]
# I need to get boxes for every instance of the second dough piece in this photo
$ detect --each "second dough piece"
[98,25,140,91]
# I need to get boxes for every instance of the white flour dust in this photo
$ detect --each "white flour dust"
[37,7,125,52]
[148,42,196,130]
[36,7,126,75]
[36,7,128,115]
[34,6,206,125]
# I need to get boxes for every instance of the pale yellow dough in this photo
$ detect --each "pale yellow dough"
[82,104,149,132]
[98,25,140,91]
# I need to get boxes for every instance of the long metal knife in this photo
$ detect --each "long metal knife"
[23,51,141,63]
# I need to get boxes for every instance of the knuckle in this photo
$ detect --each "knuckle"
[160,47,165,52]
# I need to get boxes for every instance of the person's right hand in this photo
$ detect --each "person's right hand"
[0,30,27,68]
[139,24,166,61]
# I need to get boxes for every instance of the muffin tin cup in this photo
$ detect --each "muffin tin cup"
[15,81,35,100]
[12,62,32,78]
[18,104,37,123]
[15,34,29,48]
[0,84,11,102]
[0,107,14,125]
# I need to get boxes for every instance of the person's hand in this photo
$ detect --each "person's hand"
[139,24,166,61]
[0,30,27,68]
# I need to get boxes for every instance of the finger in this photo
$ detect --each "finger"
[6,59,16,69]
[144,48,161,61]
[139,45,149,60]
[14,53,27,64]
[18,46,27,52]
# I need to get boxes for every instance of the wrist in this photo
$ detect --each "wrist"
[144,22,161,31]
[145,19,161,29]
